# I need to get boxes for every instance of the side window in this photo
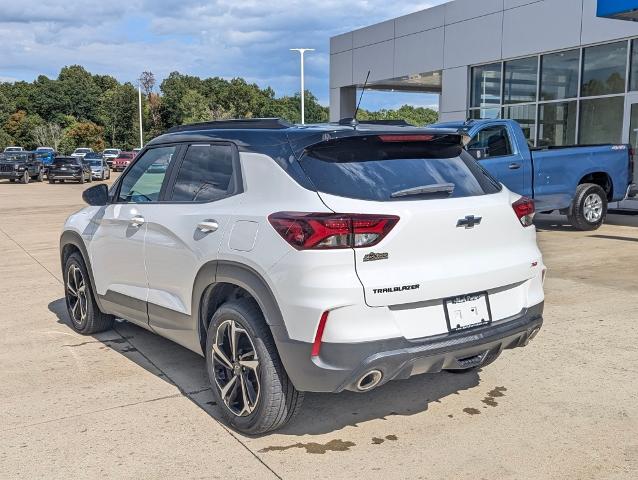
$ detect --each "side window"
[467,126,513,159]
[169,144,239,202]
[117,146,176,203]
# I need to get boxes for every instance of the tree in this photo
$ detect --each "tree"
[138,71,163,134]
[3,110,44,149]
[33,123,63,150]
[58,65,101,122]
[98,83,137,148]
[180,89,210,124]
[60,121,105,153]
[359,104,438,126]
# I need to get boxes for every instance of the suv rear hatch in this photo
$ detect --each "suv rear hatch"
[297,134,540,308]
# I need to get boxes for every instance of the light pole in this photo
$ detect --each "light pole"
[290,48,314,124]
[137,85,144,149]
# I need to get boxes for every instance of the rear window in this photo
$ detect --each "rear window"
[298,136,501,202]
[53,158,79,166]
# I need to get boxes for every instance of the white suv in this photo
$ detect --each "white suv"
[60,119,545,434]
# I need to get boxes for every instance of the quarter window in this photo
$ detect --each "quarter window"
[117,146,176,203]
[170,144,239,202]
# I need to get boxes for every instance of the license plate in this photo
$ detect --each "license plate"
[60,167,67,170]
[445,293,491,331]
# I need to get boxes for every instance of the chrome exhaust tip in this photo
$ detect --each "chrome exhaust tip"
[356,370,383,392]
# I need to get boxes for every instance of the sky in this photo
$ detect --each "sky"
[0,0,448,111]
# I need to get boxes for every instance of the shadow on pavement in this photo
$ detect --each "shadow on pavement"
[49,297,480,436]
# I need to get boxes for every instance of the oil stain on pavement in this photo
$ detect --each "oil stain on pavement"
[371,435,398,445]
[481,386,507,407]
[259,439,356,454]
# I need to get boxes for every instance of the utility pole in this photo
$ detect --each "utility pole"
[290,48,315,124]
[138,86,144,148]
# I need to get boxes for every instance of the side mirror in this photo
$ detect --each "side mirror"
[467,147,489,160]
[82,184,109,206]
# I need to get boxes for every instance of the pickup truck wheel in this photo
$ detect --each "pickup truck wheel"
[206,298,303,435]
[79,174,85,184]
[48,178,55,184]
[36,169,43,182]
[64,252,114,334]
[21,171,29,184]
[568,183,607,231]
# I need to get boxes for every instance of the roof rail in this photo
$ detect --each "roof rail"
[165,118,293,133]
[336,118,413,127]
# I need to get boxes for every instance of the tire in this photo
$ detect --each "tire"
[568,183,607,231]
[35,169,43,182]
[64,252,114,335]
[79,174,85,184]
[206,298,303,435]
[21,171,29,184]
[48,178,55,184]
[60,180,65,184]
[9,179,15,183]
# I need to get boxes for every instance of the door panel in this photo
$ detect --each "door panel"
[88,203,148,325]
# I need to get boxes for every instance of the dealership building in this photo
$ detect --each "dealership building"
[329,0,638,151]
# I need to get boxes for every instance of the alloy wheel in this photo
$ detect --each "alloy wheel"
[66,264,88,326]
[583,193,603,223]
[212,319,260,417]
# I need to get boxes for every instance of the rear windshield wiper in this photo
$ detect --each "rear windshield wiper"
[391,183,455,199]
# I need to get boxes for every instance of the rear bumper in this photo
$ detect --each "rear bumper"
[273,302,544,393]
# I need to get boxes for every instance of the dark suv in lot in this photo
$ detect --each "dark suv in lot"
[48,157,92,184]
[0,152,44,183]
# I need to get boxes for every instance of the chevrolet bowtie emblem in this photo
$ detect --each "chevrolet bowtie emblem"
[457,215,482,229]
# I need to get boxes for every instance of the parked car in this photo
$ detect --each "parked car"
[0,152,44,183]
[3,146,24,153]
[102,148,121,167]
[71,147,93,159]
[112,151,135,172]
[432,119,636,230]
[35,147,56,173]
[60,118,545,434]
[48,156,92,184]
[84,153,111,181]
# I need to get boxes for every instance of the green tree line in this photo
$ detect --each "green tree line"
[0,65,438,154]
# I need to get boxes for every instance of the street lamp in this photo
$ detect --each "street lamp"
[290,48,315,124]
[137,85,144,149]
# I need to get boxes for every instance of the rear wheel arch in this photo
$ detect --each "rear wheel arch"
[194,261,286,353]
[578,172,613,200]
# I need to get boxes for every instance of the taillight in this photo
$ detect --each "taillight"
[512,197,535,227]
[268,212,399,250]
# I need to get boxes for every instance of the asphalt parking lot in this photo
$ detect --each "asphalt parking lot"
[1,175,637,480]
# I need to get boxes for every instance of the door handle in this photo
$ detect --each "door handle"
[508,162,521,170]
[197,220,219,233]
[130,215,145,227]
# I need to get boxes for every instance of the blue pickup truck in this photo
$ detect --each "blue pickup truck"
[432,119,636,230]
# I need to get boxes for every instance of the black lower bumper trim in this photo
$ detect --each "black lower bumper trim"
[273,302,544,393]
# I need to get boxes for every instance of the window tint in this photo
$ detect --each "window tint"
[471,63,502,108]
[467,126,513,158]
[503,57,538,104]
[541,49,580,100]
[298,137,500,202]
[117,146,176,203]
[170,144,238,202]
[581,42,627,97]
[538,101,577,147]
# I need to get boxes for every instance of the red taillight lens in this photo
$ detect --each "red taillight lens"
[512,197,535,227]
[268,212,399,250]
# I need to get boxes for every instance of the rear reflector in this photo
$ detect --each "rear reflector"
[512,197,535,227]
[378,134,435,143]
[311,311,330,357]
[268,212,399,250]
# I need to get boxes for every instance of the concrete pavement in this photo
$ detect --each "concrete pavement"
[1,176,637,479]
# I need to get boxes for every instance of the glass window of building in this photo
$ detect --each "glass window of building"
[537,102,577,147]
[581,42,627,97]
[503,57,538,104]
[540,49,580,101]
[503,104,536,145]
[469,107,501,120]
[579,97,624,144]
[471,63,502,108]
[630,39,638,92]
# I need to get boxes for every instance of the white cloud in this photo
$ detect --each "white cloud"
[0,0,447,106]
